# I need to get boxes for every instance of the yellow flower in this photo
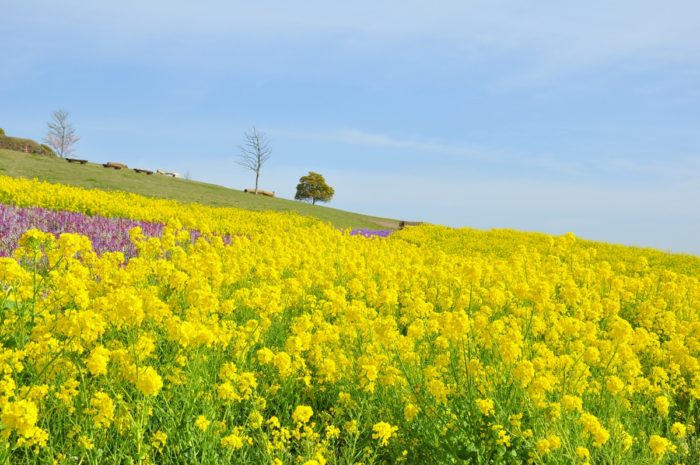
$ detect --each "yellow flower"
[576,446,590,461]
[344,420,358,434]
[476,398,495,416]
[654,396,669,417]
[605,376,624,395]
[536,435,561,455]
[492,424,511,447]
[509,413,523,428]
[404,403,419,422]
[55,379,80,409]
[1,174,700,462]
[326,425,340,439]
[221,428,249,449]
[338,392,352,404]
[513,360,535,387]
[1,400,39,437]
[579,413,609,447]
[135,366,163,396]
[361,364,378,393]
[217,382,239,401]
[221,433,244,449]
[248,410,263,429]
[195,415,211,432]
[237,372,258,400]
[670,422,686,438]
[561,395,583,413]
[621,432,634,451]
[372,422,398,446]
[86,345,110,376]
[79,435,94,450]
[273,352,293,377]
[292,405,313,424]
[89,392,115,428]
[648,434,671,459]
[151,430,167,452]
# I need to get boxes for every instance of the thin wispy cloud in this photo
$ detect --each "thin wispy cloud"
[275,128,508,162]
[274,127,700,183]
[275,127,592,176]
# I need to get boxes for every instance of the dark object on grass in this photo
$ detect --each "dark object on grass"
[66,157,87,164]
[103,162,128,170]
[399,221,423,229]
[155,170,180,178]
[244,188,275,197]
[134,168,154,175]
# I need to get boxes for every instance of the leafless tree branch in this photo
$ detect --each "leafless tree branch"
[44,109,79,158]
[237,127,271,193]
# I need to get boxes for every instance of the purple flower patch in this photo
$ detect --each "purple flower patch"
[0,204,164,257]
[349,228,393,238]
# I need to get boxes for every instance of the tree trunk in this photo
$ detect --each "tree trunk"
[312,197,317,205]
[255,171,260,194]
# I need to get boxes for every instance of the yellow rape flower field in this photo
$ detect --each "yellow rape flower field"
[0,175,699,464]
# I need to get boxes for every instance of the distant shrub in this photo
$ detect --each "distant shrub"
[0,135,57,157]
[41,144,57,157]
[0,128,5,137]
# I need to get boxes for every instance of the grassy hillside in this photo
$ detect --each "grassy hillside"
[0,148,399,230]
[0,129,56,156]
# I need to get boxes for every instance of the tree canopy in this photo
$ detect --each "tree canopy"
[295,171,334,205]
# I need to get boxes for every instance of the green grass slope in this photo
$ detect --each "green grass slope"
[0,130,56,156]
[0,149,399,230]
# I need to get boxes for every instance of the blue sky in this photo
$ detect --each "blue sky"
[2,1,699,254]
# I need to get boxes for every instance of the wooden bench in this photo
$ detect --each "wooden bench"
[133,168,154,175]
[156,170,179,178]
[103,162,128,170]
[244,189,275,197]
[66,157,88,164]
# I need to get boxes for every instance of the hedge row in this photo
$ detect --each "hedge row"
[0,129,56,157]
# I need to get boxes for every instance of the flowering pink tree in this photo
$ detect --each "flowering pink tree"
[44,109,79,158]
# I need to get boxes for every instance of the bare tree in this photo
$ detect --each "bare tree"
[44,109,79,158]
[237,127,271,194]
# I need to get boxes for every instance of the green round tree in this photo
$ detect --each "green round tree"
[295,171,335,205]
